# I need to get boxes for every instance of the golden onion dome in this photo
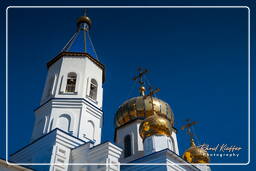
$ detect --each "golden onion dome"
[77,16,92,29]
[139,115,172,140]
[182,139,210,163]
[115,95,174,128]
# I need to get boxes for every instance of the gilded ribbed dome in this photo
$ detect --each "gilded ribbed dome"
[139,115,172,140]
[115,96,174,128]
[182,139,210,163]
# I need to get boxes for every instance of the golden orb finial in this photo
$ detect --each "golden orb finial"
[139,115,172,140]
[182,138,210,163]
[77,16,92,30]
[190,138,196,147]
[139,86,146,96]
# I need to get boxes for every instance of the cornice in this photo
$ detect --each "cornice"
[47,52,105,83]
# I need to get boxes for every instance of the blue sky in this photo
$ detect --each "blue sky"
[0,1,255,171]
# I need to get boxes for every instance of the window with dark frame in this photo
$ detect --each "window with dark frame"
[89,79,98,100]
[66,72,77,93]
[124,135,132,157]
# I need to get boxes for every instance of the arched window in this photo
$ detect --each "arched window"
[124,135,132,157]
[49,119,54,131]
[47,76,54,97]
[58,114,72,134]
[89,79,98,100]
[37,118,44,136]
[66,72,77,92]
[87,120,95,140]
[43,116,48,134]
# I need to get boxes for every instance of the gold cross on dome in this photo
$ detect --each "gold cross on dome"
[143,86,160,99]
[133,68,148,96]
[148,87,160,97]
[181,119,198,141]
[143,87,160,114]
[133,68,148,86]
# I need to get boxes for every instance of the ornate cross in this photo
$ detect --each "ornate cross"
[181,119,198,141]
[144,87,160,114]
[148,87,160,97]
[132,68,148,86]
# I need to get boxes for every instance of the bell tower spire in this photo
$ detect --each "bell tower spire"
[31,11,105,146]
[11,11,125,171]
[76,9,92,31]
[60,9,98,60]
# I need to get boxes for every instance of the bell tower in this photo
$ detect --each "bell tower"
[31,14,105,146]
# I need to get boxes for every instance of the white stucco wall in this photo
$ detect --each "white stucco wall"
[70,142,122,171]
[41,56,103,108]
[115,120,144,163]
[11,129,85,171]
[144,133,179,156]
[31,55,104,144]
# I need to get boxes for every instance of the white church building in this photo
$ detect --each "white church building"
[2,13,211,171]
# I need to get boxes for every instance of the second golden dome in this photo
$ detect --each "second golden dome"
[139,115,172,140]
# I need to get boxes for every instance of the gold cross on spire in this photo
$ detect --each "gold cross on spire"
[181,119,198,146]
[143,87,160,114]
[133,68,148,96]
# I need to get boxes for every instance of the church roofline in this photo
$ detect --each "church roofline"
[47,51,105,83]
[10,128,86,157]
[124,148,200,170]
[90,141,123,151]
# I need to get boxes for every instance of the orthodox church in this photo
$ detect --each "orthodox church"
[1,13,211,171]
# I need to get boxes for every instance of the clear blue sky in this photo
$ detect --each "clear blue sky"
[0,1,255,171]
